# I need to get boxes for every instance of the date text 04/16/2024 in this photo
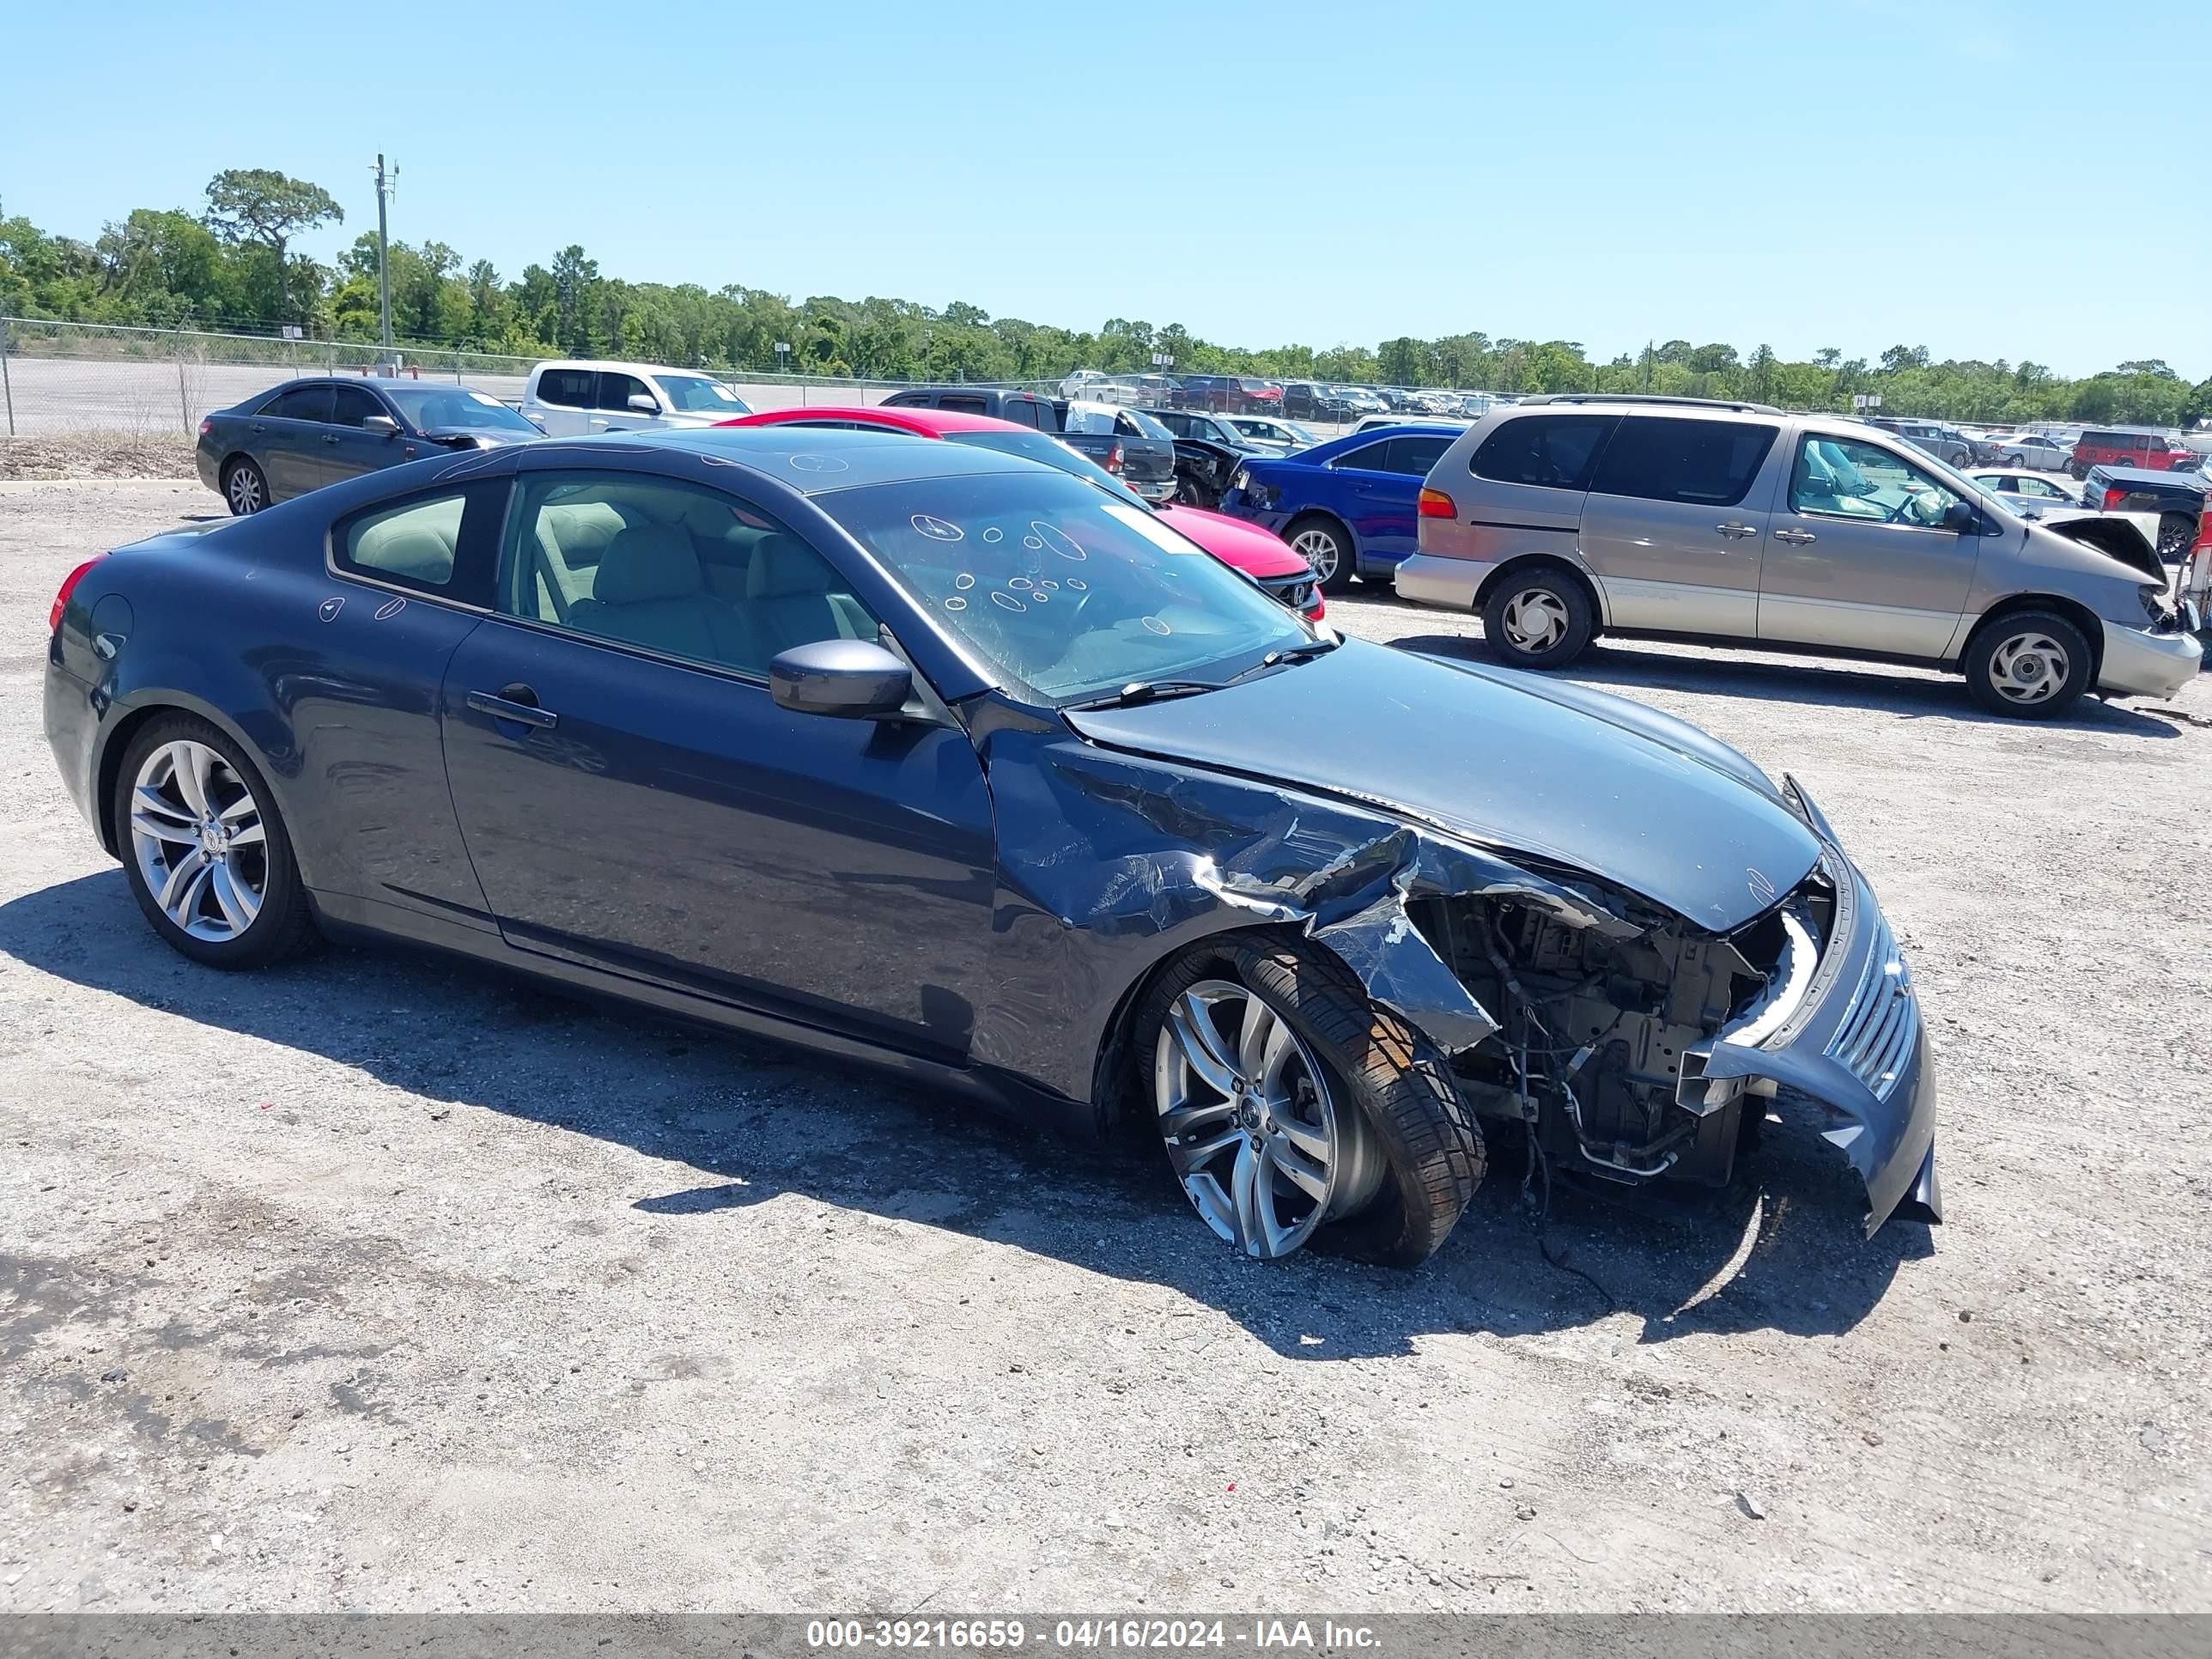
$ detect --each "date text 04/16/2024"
[805,1622,1382,1651]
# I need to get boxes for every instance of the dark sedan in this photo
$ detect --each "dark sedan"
[46,428,1938,1261]
[196,375,543,515]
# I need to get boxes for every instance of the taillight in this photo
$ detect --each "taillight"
[1103,443,1123,473]
[2103,488,2127,511]
[198,416,213,438]
[51,556,103,633]
[1419,488,1457,519]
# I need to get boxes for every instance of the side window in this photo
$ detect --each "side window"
[495,471,879,678]
[334,483,501,600]
[1334,440,1395,471]
[1470,415,1617,489]
[1587,416,1778,507]
[1380,434,1453,477]
[1788,436,1963,527]
[534,369,595,408]
[262,384,333,422]
[597,372,653,411]
[328,386,386,428]
[939,394,988,416]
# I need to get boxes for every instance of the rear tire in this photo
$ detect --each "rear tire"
[1180,471,1219,510]
[222,457,268,516]
[2157,513,2193,562]
[2069,461,2090,481]
[112,714,319,969]
[1137,936,1484,1266]
[1964,611,2092,719]
[1286,514,1356,592]
[1480,566,1595,669]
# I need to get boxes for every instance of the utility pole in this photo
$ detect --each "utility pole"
[372,154,398,350]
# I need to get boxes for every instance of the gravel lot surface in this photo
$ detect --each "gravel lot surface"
[3,480,2209,1614]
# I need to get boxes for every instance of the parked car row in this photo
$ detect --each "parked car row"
[1060,369,1503,423]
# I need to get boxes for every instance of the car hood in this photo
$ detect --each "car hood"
[1155,504,1307,578]
[418,424,537,447]
[1062,638,1823,933]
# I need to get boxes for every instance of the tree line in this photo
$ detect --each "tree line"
[3,169,2208,427]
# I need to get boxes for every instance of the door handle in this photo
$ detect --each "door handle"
[1773,528,1818,545]
[466,687,558,730]
[1716,520,1759,539]
[323,434,340,445]
[249,423,266,434]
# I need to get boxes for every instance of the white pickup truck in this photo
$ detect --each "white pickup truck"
[520,360,752,436]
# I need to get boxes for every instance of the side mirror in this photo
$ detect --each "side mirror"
[626,392,660,415]
[769,639,912,720]
[362,414,401,438]
[1942,500,1978,533]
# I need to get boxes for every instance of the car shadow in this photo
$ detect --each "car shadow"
[0,871,1931,1362]
[1389,633,2188,737]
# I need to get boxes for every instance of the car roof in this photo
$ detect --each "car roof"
[605,424,1048,495]
[727,404,1028,437]
[532,360,714,378]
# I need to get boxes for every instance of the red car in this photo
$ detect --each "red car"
[720,405,1323,621]
[2069,428,2201,480]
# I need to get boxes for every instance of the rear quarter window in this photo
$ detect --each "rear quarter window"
[1470,414,1620,490]
[534,369,597,408]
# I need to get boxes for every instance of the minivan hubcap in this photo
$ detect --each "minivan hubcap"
[129,741,268,939]
[1988,633,2069,705]
[1153,980,1382,1258]
[1502,589,1570,652]
[1291,529,1340,582]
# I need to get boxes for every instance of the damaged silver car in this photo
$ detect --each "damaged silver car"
[45,426,1937,1267]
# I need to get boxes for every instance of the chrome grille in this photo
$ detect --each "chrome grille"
[1826,915,1918,1099]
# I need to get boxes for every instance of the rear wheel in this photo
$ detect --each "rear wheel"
[2069,460,2090,481]
[112,714,319,968]
[1964,611,2092,719]
[222,457,268,516]
[1139,937,1484,1266]
[1480,566,1595,669]
[2157,513,2193,562]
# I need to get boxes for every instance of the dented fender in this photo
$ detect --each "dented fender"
[964,717,1635,1121]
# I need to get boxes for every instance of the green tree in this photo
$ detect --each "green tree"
[202,169,342,325]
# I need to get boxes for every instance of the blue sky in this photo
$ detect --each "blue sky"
[4,1,2205,378]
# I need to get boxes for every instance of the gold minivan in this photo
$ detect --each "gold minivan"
[1395,395,2201,718]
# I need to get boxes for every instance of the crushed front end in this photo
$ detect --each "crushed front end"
[1403,787,1940,1235]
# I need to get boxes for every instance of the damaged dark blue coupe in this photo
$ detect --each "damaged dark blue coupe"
[43,426,1940,1263]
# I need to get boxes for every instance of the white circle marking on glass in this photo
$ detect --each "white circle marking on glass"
[912,514,965,542]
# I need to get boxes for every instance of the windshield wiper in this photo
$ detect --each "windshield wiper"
[1218,637,1340,686]
[1062,679,1224,711]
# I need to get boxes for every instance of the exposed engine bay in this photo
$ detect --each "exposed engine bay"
[1407,867,1838,1194]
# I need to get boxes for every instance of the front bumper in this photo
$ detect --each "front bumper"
[2097,620,2203,699]
[1394,551,1486,611]
[1680,858,1940,1234]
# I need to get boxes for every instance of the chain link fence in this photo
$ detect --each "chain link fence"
[0,318,1066,439]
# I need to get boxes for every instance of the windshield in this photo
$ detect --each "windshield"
[658,375,750,414]
[380,385,538,434]
[815,470,1310,702]
[942,428,1148,509]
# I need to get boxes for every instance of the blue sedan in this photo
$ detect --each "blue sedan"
[1216,423,1463,591]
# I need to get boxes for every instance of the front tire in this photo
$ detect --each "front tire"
[1480,566,1594,668]
[1964,611,2092,719]
[1286,514,1355,593]
[222,457,269,516]
[1139,936,1484,1266]
[112,714,319,968]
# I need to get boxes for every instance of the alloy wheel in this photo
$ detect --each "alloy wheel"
[227,465,264,514]
[1153,979,1382,1258]
[1501,588,1571,653]
[128,740,269,940]
[1291,527,1341,585]
[1986,631,2069,707]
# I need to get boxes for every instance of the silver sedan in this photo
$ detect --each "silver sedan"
[1990,433,2073,471]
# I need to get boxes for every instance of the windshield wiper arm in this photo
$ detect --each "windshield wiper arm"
[1063,679,1225,711]
[1219,637,1340,686]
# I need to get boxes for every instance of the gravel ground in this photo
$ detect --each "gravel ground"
[3,480,2209,1614]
